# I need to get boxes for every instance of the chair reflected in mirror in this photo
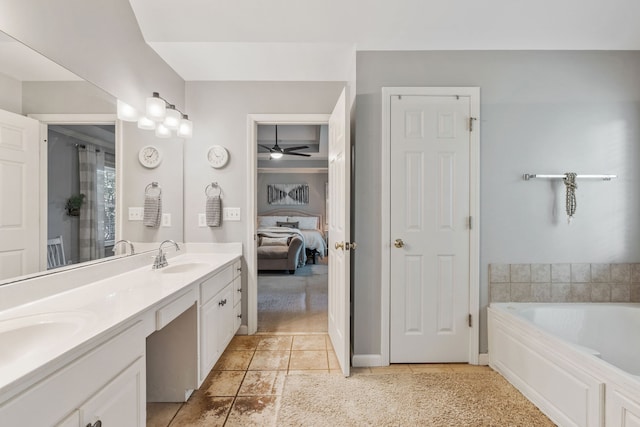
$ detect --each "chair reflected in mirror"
[47,235,68,269]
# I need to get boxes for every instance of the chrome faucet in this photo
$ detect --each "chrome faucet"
[112,239,135,256]
[153,240,181,269]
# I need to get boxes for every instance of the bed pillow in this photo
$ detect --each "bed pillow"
[260,237,289,246]
[288,216,318,230]
[257,215,288,228]
[277,221,299,229]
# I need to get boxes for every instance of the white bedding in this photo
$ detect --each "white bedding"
[300,229,326,256]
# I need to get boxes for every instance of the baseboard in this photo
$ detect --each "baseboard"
[352,354,385,367]
[236,325,248,335]
[478,353,489,366]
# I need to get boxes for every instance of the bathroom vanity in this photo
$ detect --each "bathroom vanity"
[0,245,242,426]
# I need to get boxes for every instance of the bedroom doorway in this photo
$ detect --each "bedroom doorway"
[254,124,329,333]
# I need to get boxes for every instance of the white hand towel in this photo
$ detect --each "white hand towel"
[206,195,222,227]
[143,193,162,227]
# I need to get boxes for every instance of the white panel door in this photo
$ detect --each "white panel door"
[0,109,40,280]
[328,87,350,376]
[390,94,471,363]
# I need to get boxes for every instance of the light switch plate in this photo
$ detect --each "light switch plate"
[198,213,206,227]
[128,207,143,221]
[162,213,171,227]
[223,207,241,221]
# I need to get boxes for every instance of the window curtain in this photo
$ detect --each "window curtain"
[78,145,105,262]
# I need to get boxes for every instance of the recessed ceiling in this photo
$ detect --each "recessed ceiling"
[128,0,640,81]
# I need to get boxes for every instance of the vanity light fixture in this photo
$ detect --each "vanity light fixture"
[117,92,193,138]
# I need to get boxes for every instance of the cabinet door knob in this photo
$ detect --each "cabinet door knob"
[237,288,242,293]
[87,421,102,427]
[219,299,227,306]
[237,314,242,319]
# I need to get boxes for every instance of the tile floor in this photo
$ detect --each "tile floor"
[147,333,343,426]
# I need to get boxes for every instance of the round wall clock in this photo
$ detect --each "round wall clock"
[138,145,162,168]
[207,145,229,168]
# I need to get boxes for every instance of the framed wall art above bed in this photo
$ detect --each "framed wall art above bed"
[267,183,309,205]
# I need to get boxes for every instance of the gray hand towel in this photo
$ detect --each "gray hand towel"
[206,195,222,227]
[143,193,162,227]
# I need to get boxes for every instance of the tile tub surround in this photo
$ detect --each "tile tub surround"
[489,263,640,303]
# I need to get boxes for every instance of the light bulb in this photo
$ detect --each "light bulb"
[163,106,181,130]
[270,152,283,159]
[177,115,193,138]
[117,100,139,122]
[146,92,166,122]
[155,123,171,138]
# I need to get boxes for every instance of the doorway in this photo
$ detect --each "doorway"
[381,87,480,365]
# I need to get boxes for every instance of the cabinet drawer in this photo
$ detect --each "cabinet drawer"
[232,276,242,307]
[156,289,196,330]
[201,265,233,305]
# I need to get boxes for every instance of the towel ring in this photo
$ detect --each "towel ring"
[145,182,162,196]
[205,182,222,197]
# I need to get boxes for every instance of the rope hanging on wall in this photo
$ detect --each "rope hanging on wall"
[563,172,577,224]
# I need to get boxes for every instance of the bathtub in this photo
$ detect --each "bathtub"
[488,303,640,427]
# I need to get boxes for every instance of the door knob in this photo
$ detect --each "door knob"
[335,242,345,250]
[345,242,357,250]
[394,239,404,248]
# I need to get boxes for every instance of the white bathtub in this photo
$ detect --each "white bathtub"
[488,303,640,427]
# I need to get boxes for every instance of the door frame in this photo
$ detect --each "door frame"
[246,113,331,335]
[380,87,480,365]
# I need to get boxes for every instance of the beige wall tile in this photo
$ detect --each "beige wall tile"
[631,284,640,302]
[611,283,630,302]
[571,264,591,283]
[531,264,551,283]
[490,282,510,302]
[510,283,531,302]
[510,264,531,283]
[569,283,591,302]
[632,264,640,282]
[611,264,631,283]
[590,283,611,302]
[590,264,610,283]
[551,283,570,302]
[552,264,571,283]
[531,283,551,302]
[489,264,510,283]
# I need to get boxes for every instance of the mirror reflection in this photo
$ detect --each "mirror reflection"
[0,31,184,284]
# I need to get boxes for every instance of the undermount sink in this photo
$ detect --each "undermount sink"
[160,262,211,274]
[0,312,95,365]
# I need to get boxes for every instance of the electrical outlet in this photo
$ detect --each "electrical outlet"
[198,213,206,227]
[162,213,171,227]
[128,207,143,221]
[223,207,241,221]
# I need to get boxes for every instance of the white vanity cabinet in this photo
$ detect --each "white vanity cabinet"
[199,259,242,384]
[1,321,145,427]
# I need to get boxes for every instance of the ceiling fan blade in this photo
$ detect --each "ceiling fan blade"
[258,144,275,152]
[282,145,309,152]
[284,151,311,157]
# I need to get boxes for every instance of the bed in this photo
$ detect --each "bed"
[257,209,327,269]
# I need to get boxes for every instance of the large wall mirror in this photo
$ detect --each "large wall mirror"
[0,31,184,285]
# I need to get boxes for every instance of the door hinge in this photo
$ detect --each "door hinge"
[468,216,473,230]
[468,314,472,327]
[469,117,477,132]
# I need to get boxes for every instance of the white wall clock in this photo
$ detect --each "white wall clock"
[138,145,162,168]
[207,145,229,168]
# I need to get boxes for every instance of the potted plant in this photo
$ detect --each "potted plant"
[65,193,85,216]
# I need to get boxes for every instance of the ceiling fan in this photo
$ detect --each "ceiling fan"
[259,125,310,159]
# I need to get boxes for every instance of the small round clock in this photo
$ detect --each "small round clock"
[207,145,229,168]
[138,145,162,168]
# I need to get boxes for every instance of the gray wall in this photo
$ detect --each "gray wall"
[257,172,328,225]
[22,81,115,114]
[0,72,21,113]
[354,50,640,356]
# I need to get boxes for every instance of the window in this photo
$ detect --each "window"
[103,165,116,245]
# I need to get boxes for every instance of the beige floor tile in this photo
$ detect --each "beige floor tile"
[169,396,233,427]
[205,370,246,397]
[291,334,327,350]
[289,350,329,370]
[248,350,290,370]
[288,369,330,375]
[327,349,340,370]
[369,364,412,374]
[147,402,181,427]
[256,336,293,351]
[238,371,286,396]
[214,350,254,371]
[225,396,280,427]
[227,335,262,351]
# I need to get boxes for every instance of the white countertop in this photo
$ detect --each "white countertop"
[0,251,241,399]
